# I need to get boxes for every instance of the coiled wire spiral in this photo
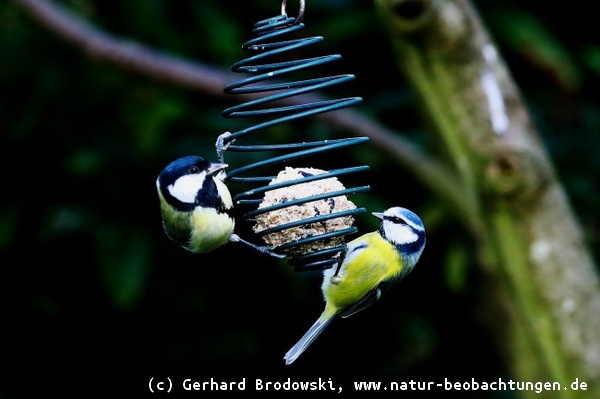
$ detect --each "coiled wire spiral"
[219,1,370,272]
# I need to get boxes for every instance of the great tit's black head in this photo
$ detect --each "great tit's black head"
[156,155,228,212]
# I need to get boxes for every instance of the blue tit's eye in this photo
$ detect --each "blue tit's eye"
[189,165,200,174]
[389,216,406,225]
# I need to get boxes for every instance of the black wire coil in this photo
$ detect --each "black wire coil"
[220,12,370,272]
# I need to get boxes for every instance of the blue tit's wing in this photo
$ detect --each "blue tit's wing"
[334,231,406,319]
[334,234,384,319]
[337,279,397,318]
[338,287,381,318]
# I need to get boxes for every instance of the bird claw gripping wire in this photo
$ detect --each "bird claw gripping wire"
[219,1,370,272]
[216,131,234,164]
[229,233,286,259]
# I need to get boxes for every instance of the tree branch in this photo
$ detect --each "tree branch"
[8,0,468,222]
[10,0,469,220]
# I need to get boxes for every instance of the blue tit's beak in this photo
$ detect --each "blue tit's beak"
[207,162,228,176]
[372,212,384,220]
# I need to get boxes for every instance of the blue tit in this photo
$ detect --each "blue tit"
[156,155,284,257]
[283,206,426,365]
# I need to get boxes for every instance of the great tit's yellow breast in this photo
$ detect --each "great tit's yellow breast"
[324,231,402,311]
[158,191,194,243]
[189,207,234,253]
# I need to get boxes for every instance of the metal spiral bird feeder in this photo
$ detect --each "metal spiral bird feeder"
[219,0,370,272]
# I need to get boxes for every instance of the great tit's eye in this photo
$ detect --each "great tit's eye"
[189,165,200,174]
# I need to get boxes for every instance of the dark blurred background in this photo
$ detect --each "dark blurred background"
[1,0,598,397]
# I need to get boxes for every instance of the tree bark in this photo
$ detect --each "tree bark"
[374,0,600,397]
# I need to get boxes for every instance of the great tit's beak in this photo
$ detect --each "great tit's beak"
[372,212,384,220]
[207,162,228,176]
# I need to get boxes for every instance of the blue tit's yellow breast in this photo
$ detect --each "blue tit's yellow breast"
[189,207,234,253]
[323,231,402,310]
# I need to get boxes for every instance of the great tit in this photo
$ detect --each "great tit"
[283,206,426,365]
[156,155,284,257]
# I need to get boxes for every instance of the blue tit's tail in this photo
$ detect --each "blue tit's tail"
[284,313,335,365]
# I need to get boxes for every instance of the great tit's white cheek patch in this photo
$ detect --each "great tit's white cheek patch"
[214,179,233,209]
[214,169,227,182]
[168,173,206,204]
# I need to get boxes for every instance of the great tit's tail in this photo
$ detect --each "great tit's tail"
[283,313,335,365]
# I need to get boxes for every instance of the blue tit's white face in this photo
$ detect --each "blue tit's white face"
[377,207,426,250]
